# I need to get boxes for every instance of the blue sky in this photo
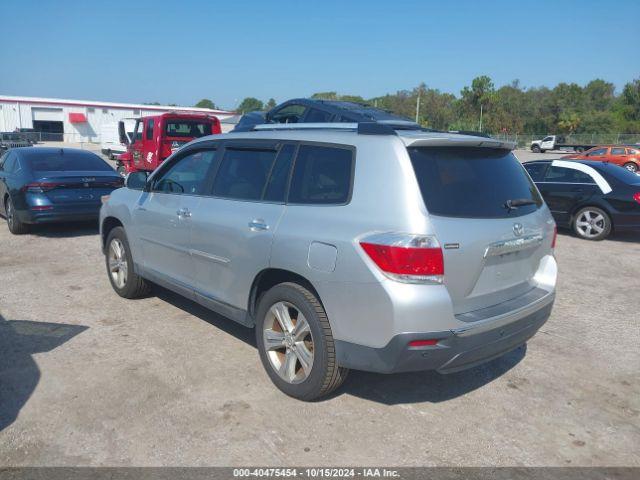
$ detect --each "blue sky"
[1,0,638,110]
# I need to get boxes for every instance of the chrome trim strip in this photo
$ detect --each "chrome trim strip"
[483,234,543,258]
[140,236,190,255]
[189,249,231,264]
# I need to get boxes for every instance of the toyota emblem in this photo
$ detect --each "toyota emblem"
[513,223,524,236]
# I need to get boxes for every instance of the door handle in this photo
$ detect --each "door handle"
[176,207,191,218]
[248,218,269,231]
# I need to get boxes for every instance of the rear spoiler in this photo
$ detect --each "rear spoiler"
[400,135,516,150]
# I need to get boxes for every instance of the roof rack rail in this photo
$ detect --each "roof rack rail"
[252,122,397,136]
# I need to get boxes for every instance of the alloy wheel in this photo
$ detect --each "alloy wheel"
[575,210,606,239]
[108,238,128,288]
[262,301,314,384]
[6,199,13,229]
[625,163,638,173]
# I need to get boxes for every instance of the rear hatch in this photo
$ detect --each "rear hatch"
[28,171,122,205]
[406,145,552,314]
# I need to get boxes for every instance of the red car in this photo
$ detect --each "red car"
[563,145,640,173]
[116,112,221,175]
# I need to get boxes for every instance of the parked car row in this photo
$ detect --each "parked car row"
[562,145,640,173]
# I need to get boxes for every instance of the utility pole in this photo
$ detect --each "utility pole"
[415,94,421,123]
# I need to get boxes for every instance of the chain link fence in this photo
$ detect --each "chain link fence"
[491,133,640,149]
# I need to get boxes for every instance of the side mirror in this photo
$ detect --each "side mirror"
[118,121,130,145]
[125,171,148,190]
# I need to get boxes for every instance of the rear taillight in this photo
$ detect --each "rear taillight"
[408,339,439,348]
[360,233,444,284]
[21,182,64,193]
[633,192,640,204]
[551,225,557,249]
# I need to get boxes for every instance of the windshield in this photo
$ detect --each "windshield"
[165,120,212,138]
[407,147,543,218]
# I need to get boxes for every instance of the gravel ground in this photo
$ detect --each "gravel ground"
[0,147,638,467]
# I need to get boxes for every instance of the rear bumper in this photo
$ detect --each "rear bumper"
[17,205,101,224]
[335,293,554,374]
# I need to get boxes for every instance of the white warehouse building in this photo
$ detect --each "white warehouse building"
[0,95,236,143]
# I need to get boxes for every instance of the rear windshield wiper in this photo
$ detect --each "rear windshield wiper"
[503,198,537,211]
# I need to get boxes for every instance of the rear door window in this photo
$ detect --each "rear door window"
[213,148,277,200]
[544,166,596,184]
[407,147,543,218]
[611,147,625,155]
[304,108,333,123]
[523,162,548,181]
[270,104,306,124]
[588,148,608,157]
[288,145,353,204]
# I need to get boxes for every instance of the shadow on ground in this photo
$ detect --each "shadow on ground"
[27,221,99,238]
[153,285,524,404]
[0,314,88,431]
[558,228,640,243]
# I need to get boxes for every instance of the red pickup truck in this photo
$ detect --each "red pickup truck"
[116,112,221,175]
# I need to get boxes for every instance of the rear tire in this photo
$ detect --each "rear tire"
[255,282,348,401]
[105,226,150,298]
[573,206,611,241]
[5,196,28,235]
[531,145,541,153]
[623,162,638,173]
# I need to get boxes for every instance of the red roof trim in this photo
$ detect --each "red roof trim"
[0,97,234,115]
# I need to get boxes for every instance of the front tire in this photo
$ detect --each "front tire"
[531,145,541,153]
[623,162,638,173]
[255,282,348,401]
[573,207,611,241]
[5,196,28,235]
[105,226,150,298]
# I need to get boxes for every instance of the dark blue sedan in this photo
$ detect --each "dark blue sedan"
[0,147,123,234]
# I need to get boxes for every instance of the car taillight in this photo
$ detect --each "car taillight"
[633,192,640,204]
[161,142,173,159]
[551,225,558,249]
[408,339,439,348]
[21,182,64,193]
[360,233,444,284]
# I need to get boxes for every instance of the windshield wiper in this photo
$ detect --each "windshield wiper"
[504,198,537,211]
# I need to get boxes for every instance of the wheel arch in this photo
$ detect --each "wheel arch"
[101,216,124,251]
[570,202,614,229]
[248,268,325,323]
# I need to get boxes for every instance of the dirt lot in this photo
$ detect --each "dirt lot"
[0,150,639,466]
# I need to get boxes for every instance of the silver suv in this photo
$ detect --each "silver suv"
[100,123,557,400]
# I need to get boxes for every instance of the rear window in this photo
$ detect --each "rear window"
[165,121,212,138]
[407,147,543,218]
[25,151,113,173]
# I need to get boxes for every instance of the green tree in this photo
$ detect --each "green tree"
[236,97,264,113]
[311,92,338,100]
[194,98,218,109]
[266,98,277,109]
